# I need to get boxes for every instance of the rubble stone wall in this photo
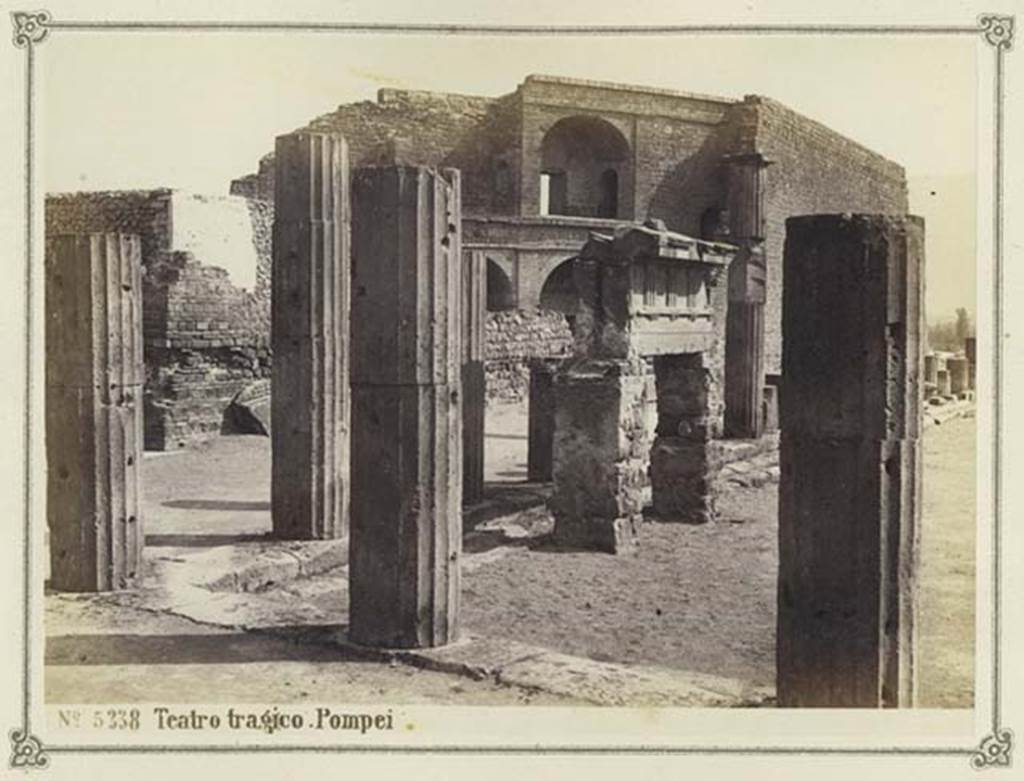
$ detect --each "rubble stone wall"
[484,309,574,402]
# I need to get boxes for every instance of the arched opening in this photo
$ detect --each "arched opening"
[539,116,630,219]
[598,169,618,219]
[486,259,515,311]
[539,257,578,315]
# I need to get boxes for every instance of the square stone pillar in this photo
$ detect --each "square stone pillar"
[527,358,561,482]
[271,132,350,540]
[349,166,463,648]
[462,250,486,505]
[649,353,723,523]
[778,214,924,707]
[46,234,144,591]
[550,359,654,553]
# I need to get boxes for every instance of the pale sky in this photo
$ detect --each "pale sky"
[40,31,977,321]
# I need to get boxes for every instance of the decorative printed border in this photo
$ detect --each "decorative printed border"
[7,9,1016,770]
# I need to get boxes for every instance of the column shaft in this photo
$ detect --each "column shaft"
[778,214,923,707]
[46,234,144,591]
[271,132,350,540]
[349,166,462,648]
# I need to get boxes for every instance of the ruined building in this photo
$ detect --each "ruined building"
[46,74,907,450]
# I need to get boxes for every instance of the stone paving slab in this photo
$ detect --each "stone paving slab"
[310,630,772,707]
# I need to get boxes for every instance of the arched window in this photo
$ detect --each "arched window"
[539,116,630,219]
[598,169,618,218]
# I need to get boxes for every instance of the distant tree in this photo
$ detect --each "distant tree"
[928,309,973,352]
[954,308,973,344]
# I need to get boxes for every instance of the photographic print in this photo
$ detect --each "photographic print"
[1,1,1020,778]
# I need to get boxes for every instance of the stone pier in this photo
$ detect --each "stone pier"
[462,250,486,504]
[947,357,969,395]
[964,337,976,389]
[778,214,923,707]
[527,358,561,482]
[349,166,463,648]
[271,132,350,540]
[649,353,723,523]
[923,354,938,385]
[46,234,144,591]
[937,368,951,397]
[550,359,654,552]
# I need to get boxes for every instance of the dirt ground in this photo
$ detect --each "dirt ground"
[462,412,976,706]
[45,598,580,705]
[54,402,974,706]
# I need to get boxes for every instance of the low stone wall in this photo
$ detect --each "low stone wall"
[485,309,573,401]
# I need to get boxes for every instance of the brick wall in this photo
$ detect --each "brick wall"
[745,96,909,373]
[635,115,727,236]
[144,251,270,448]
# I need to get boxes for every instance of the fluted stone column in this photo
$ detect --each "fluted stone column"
[349,166,463,648]
[462,250,486,504]
[937,368,951,396]
[46,234,144,591]
[779,214,924,707]
[271,132,350,540]
[723,153,771,439]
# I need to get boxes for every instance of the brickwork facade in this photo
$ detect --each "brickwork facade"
[233,73,906,389]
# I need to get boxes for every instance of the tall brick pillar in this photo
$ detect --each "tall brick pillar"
[271,132,350,540]
[46,234,144,591]
[462,250,486,505]
[778,214,924,707]
[723,153,771,440]
[349,166,463,648]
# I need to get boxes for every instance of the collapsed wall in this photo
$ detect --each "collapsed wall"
[46,190,273,449]
[231,88,521,216]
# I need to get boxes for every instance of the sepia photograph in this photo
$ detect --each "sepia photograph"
[1,0,1021,777]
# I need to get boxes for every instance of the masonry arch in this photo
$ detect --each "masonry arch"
[539,116,630,219]
[539,257,578,315]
